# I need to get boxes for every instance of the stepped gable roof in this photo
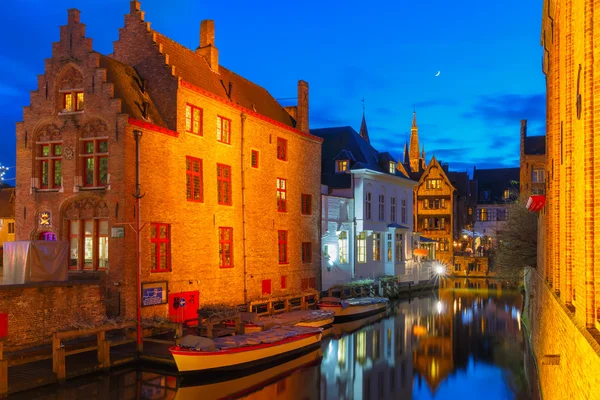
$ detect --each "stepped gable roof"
[152,32,296,128]
[524,135,546,155]
[0,188,15,219]
[475,167,520,204]
[98,54,165,126]
[311,126,415,189]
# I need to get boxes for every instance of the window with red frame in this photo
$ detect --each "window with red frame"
[217,115,231,144]
[302,277,316,290]
[62,91,84,112]
[217,164,232,205]
[186,156,203,202]
[277,137,287,161]
[185,104,203,135]
[38,142,62,189]
[302,242,312,263]
[82,139,108,187]
[151,223,171,272]
[301,194,312,215]
[218,227,233,268]
[68,219,108,271]
[262,279,272,295]
[278,230,288,264]
[281,276,287,289]
[251,150,259,168]
[277,178,287,212]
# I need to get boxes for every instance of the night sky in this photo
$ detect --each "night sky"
[0,0,545,182]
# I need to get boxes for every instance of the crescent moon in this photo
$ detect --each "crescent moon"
[435,71,441,77]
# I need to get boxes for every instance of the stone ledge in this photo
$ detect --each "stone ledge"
[0,280,101,291]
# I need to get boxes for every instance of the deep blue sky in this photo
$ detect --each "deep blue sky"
[0,0,545,182]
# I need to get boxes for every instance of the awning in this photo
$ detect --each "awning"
[387,223,410,229]
[419,236,436,243]
[526,195,546,212]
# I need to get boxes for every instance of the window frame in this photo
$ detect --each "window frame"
[365,192,372,220]
[401,198,407,223]
[301,242,312,263]
[338,231,348,264]
[389,162,396,174]
[372,233,381,261]
[281,275,287,289]
[218,227,233,268]
[251,150,259,168]
[216,115,231,144]
[186,156,204,202]
[217,163,232,206]
[378,195,385,221]
[390,197,397,222]
[357,232,367,263]
[426,179,442,190]
[395,233,403,262]
[336,160,349,173]
[277,178,287,212]
[277,137,288,161]
[8,222,15,234]
[185,103,203,136]
[278,230,288,264]
[68,218,109,271]
[150,223,171,273]
[301,194,312,215]
[81,138,108,188]
[37,142,63,189]
[62,91,84,113]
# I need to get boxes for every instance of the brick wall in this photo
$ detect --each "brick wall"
[525,270,600,400]
[0,281,106,351]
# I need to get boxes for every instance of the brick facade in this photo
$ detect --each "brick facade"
[14,4,322,322]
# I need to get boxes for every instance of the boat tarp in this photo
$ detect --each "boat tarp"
[2,241,68,284]
[179,335,216,351]
[342,297,389,308]
[259,310,334,330]
[202,326,319,351]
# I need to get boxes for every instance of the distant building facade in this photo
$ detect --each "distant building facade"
[0,187,16,271]
[313,116,417,290]
[15,4,322,319]
[519,119,546,196]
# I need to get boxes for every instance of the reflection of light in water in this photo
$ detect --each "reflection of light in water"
[430,360,439,379]
[436,301,443,314]
[462,309,474,324]
[453,299,457,314]
[357,331,366,365]
[338,337,347,368]
[517,311,521,331]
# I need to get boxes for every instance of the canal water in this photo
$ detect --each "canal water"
[15,286,532,400]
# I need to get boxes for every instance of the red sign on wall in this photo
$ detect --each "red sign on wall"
[168,291,199,325]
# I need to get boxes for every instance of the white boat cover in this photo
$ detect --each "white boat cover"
[180,326,320,352]
[320,296,388,309]
[259,310,334,330]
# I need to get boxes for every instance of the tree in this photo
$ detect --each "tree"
[492,194,539,282]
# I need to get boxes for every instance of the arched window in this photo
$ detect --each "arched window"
[63,197,109,270]
[80,120,109,187]
[59,66,84,113]
[35,124,62,189]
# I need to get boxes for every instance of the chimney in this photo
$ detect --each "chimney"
[197,20,219,73]
[520,119,527,156]
[67,8,80,24]
[297,80,309,133]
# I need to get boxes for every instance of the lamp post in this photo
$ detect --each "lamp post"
[133,130,144,353]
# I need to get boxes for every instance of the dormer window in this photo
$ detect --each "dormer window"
[503,189,511,199]
[336,160,349,173]
[58,66,84,114]
[389,162,396,174]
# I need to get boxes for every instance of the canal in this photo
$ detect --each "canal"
[14,285,534,399]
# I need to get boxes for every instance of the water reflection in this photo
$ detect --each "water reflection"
[18,280,528,400]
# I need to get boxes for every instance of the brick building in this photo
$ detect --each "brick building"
[519,119,545,196]
[14,3,322,320]
[0,187,16,271]
[523,1,600,398]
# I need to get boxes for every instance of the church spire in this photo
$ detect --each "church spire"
[403,141,410,165]
[359,111,370,143]
[409,110,420,172]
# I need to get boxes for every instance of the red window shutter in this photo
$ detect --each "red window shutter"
[262,279,272,295]
[281,276,287,289]
[309,277,316,289]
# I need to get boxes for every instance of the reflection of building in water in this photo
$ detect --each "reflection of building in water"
[439,276,508,292]
[321,314,413,400]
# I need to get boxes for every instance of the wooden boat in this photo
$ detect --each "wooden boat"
[169,326,323,373]
[223,309,335,333]
[174,348,322,400]
[317,296,389,321]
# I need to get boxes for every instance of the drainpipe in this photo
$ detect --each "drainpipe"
[133,129,143,353]
[240,112,248,305]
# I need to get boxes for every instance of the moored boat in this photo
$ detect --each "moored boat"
[169,326,323,373]
[224,309,335,333]
[317,297,389,321]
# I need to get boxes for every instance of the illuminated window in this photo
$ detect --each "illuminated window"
[277,178,287,212]
[378,195,385,221]
[38,142,62,189]
[218,227,233,268]
[478,208,489,221]
[185,104,203,135]
[338,231,348,264]
[468,207,473,215]
[8,223,15,235]
[503,189,511,199]
[278,230,288,264]
[68,219,108,271]
[532,169,545,183]
[62,91,84,112]
[251,150,259,168]
[401,198,407,223]
[336,160,349,172]
[217,164,232,205]
[301,242,312,263]
[301,194,312,215]
[82,139,108,187]
[389,162,396,174]
[387,233,393,262]
[186,156,203,202]
[391,197,397,222]
[373,233,381,261]
[395,233,403,262]
[426,179,442,189]
[150,223,171,272]
[357,232,366,263]
[365,192,372,220]
[277,137,287,161]
[216,115,231,144]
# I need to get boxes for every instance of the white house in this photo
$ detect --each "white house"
[312,116,418,290]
